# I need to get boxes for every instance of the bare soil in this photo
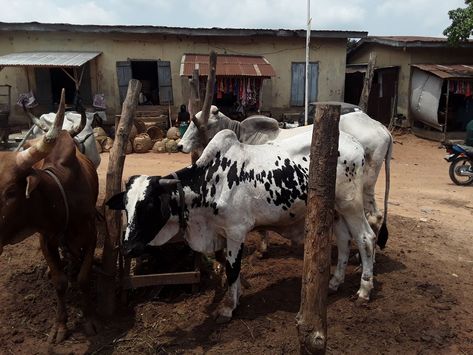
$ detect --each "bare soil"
[1,132,472,354]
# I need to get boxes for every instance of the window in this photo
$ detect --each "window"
[290,62,318,106]
[34,64,92,109]
[116,60,173,105]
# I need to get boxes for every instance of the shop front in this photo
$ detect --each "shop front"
[180,54,275,119]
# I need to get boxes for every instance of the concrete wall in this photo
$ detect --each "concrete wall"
[0,31,347,123]
[348,43,411,118]
[348,44,473,121]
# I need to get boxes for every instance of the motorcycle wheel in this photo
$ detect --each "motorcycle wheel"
[449,157,473,186]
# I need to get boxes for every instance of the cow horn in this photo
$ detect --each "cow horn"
[68,104,86,138]
[22,103,49,132]
[158,178,180,187]
[16,88,66,169]
[191,115,201,129]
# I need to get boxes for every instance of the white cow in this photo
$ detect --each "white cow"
[28,111,101,168]
[178,106,392,247]
[108,129,377,322]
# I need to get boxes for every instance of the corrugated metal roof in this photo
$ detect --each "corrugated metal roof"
[412,64,473,79]
[0,22,367,39]
[180,54,276,77]
[348,36,473,57]
[0,51,101,67]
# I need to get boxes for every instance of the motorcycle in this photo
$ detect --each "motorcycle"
[444,142,473,186]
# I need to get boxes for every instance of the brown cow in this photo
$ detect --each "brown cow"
[0,89,99,343]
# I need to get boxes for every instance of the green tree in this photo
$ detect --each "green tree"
[444,0,473,44]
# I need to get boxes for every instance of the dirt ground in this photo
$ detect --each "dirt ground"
[1,131,473,354]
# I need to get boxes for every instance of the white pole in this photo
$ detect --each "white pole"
[304,0,311,126]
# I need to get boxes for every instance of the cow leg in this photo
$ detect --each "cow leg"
[77,235,98,336]
[363,159,384,236]
[343,213,376,303]
[39,235,68,343]
[329,216,351,292]
[216,239,244,323]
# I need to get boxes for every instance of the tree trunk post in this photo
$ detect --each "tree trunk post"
[98,79,142,316]
[359,52,376,112]
[191,50,217,163]
[297,104,340,355]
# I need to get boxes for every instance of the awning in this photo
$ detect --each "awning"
[180,54,276,77]
[412,64,473,80]
[0,51,101,67]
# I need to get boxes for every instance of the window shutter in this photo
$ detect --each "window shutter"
[116,61,132,104]
[157,60,173,105]
[308,63,319,102]
[290,63,305,106]
[34,68,52,107]
[290,62,318,106]
[79,63,93,105]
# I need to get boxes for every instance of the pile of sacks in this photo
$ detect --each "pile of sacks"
[152,127,181,153]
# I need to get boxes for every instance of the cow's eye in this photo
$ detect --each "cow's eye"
[4,187,17,200]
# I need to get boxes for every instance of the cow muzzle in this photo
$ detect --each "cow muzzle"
[121,240,146,258]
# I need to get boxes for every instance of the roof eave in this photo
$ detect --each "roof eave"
[0,22,367,39]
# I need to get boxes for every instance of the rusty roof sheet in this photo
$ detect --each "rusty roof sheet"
[412,64,473,79]
[180,54,276,77]
[0,51,101,67]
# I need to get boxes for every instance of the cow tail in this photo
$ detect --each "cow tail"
[377,132,392,249]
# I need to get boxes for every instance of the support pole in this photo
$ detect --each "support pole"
[99,79,142,316]
[359,52,376,112]
[297,104,340,355]
[304,0,311,126]
[443,80,450,143]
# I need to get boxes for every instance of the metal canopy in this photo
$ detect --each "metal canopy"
[412,64,473,80]
[0,51,101,68]
[180,54,276,77]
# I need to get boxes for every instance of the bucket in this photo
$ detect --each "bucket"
[179,122,189,137]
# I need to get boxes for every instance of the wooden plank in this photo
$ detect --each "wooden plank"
[122,271,201,289]
[157,60,174,104]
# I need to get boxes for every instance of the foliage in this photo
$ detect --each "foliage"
[444,0,473,44]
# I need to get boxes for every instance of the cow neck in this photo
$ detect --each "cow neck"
[36,168,71,253]
[170,171,186,239]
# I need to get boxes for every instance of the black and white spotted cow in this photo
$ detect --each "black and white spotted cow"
[178,106,392,249]
[108,128,378,321]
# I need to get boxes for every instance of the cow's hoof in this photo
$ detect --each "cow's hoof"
[328,287,338,296]
[215,314,232,324]
[84,319,99,336]
[354,296,369,307]
[48,323,67,344]
[214,306,233,324]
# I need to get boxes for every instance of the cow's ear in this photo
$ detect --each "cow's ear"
[106,192,126,210]
[25,172,41,199]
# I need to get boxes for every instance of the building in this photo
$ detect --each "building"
[0,22,365,125]
[346,36,473,138]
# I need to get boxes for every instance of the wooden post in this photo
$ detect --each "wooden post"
[443,80,450,143]
[297,104,340,355]
[188,69,201,118]
[191,50,217,163]
[359,52,376,112]
[99,79,142,316]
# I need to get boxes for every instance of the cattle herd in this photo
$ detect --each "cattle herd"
[0,92,392,343]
